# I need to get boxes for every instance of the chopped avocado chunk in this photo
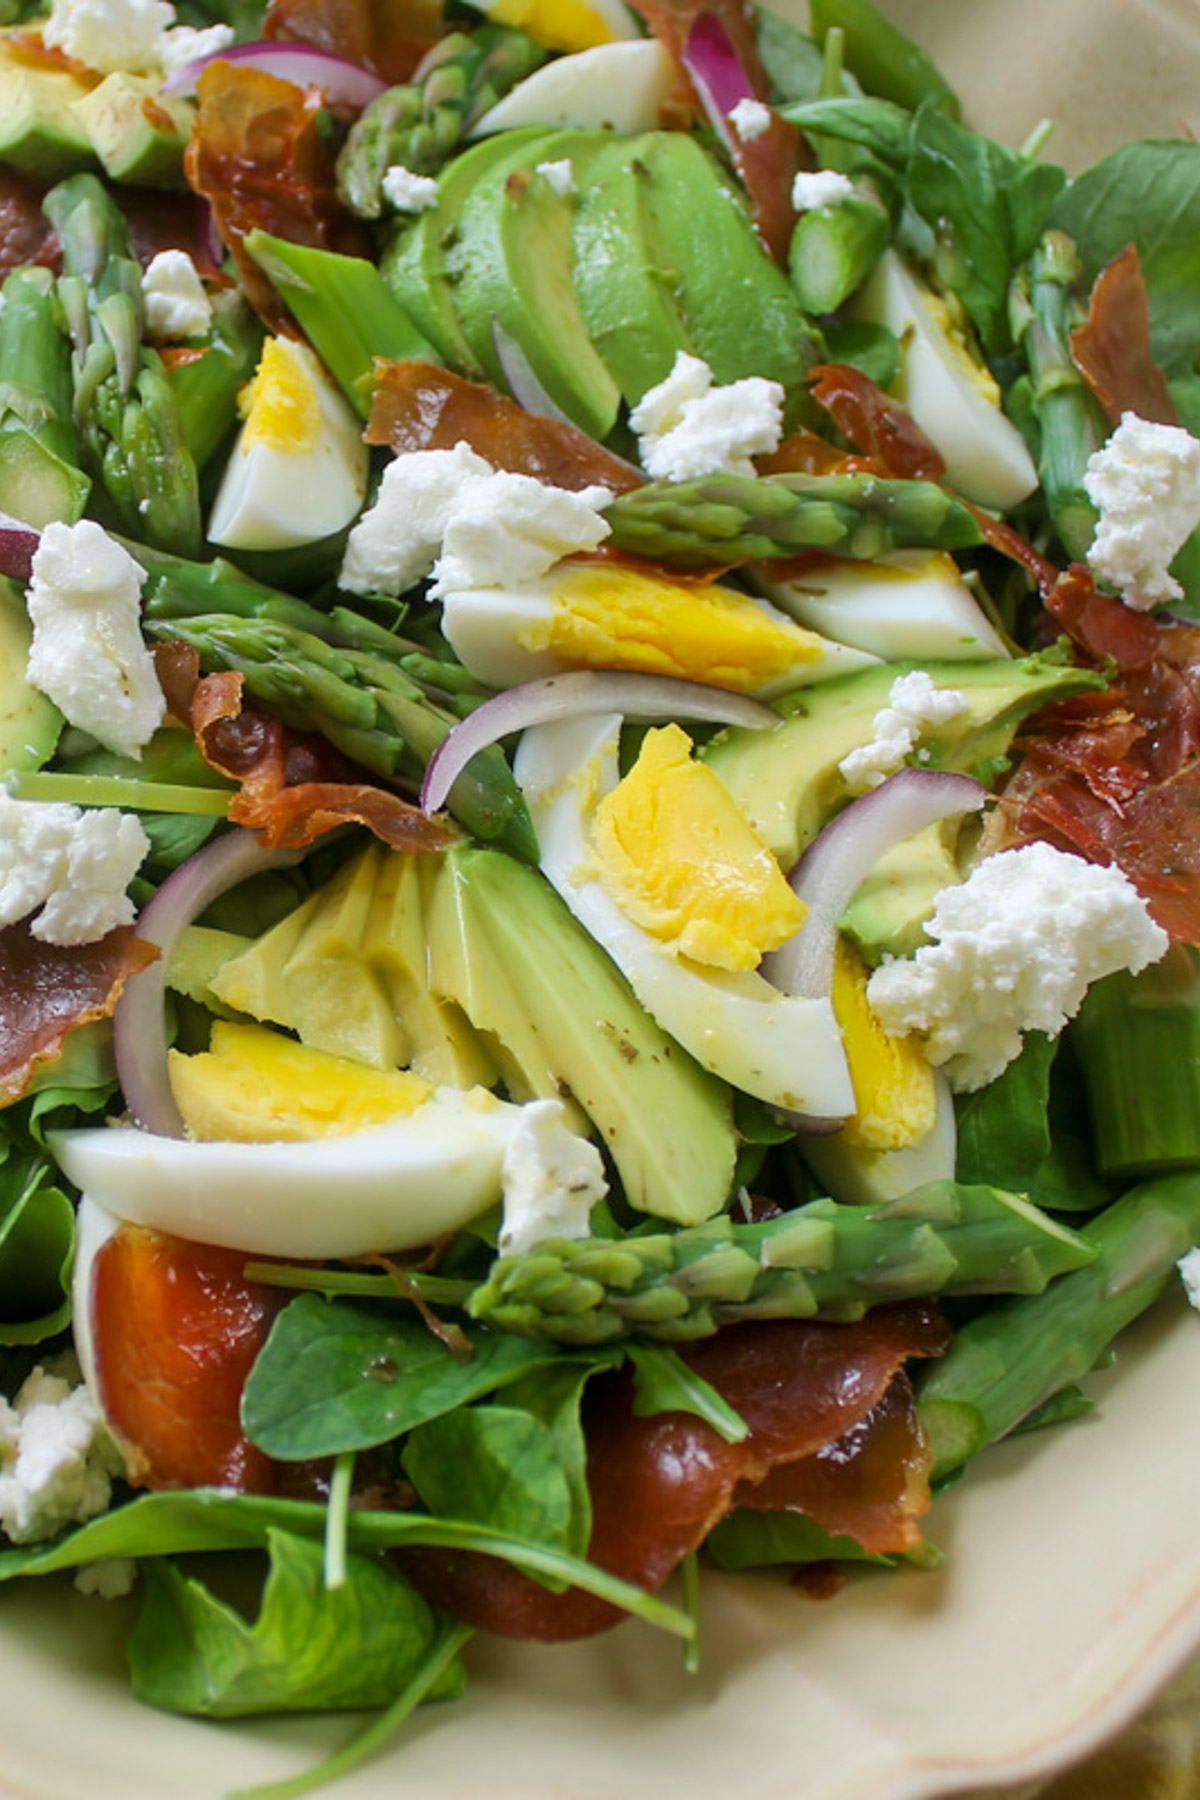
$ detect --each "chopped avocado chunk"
[0,66,94,180]
[70,74,193,188]
[0,576,62,775]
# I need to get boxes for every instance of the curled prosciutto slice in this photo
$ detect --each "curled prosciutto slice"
[0,921,158,1106]
[402,1304,948,1641]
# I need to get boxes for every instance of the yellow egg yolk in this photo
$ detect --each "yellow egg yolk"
[922,289,1002,406]
[523,562,828,694]
[485,0,621,51]
[831,939,936,1151]
[238,337,322,456]
[590,722,807,971]
[168,1021,433,1142]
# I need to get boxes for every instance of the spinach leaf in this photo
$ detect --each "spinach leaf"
[705,1509,893,1570]
[908,104,1066,352]
[501,1359,613,1557]
[808,0,959,116]
[402,1406,574,1553]
[241,1295,570,1459]
[778,95,914,170]
[755,3,827,105]
[1050,140,1200,377]
[0,1151,75,1345]
[127,1526,463,1717]
[627,1343,748,1445]
[954,1033,1106,1213]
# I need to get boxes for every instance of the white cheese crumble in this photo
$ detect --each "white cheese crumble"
[0,797,148,945]
[43,0,172,71]
[159,20,234,78]
[26,519,165,759]
[838,669,969,792]
[866,841,1169,1092]
[630,351,784,482]
[728,97,772,142]
[0,1359,126,1547]
[536,158,577,197]
[339,442,613,598]
[1083,411,1200,611]
[141,249,212,342]
[498,1098,609,1256]
[1179,1246,1200,1313]
[791,168,857,211]
[381,165,439,213]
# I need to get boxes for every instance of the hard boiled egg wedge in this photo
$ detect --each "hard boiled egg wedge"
[469,39,679,135]
[754,550,1009,663]
[440,557,878,696]
[456,0,640,53]
[50,1024,607,1259]
[513,710,856,1117]
[207,334,370,552]
[851,249,1038,513]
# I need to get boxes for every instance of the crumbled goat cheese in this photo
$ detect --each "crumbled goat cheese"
[838,669,969,792]
[159,19,234,78]
[728,98,772,142]
[1083,411,1200,610]
[867,840,1169,1092]
[536,158,577,197]
[43,0,175,71]
[791,167,857,211]
[499,1099,609,1256]
[26,519,166,758]
[0,1359,126,1546]
[1179,1246,1200,1313]
[381,165,439,213]
[630,351,784,482]
[339,442,613,598]
[141,249,212,342]
[74,1558,139,1599]
[0,797,148,945]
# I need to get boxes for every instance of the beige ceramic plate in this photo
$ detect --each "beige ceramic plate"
[5,4,1200,1799]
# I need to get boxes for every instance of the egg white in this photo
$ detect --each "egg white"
[852,249,1038,513]
[439,571,878,695]
[469,39,677,136]
[513,711,856,1117]
[207,336,370,552]
[754,551,1009,663]
[51,1087,552,1259]
[799,1069,957,1206]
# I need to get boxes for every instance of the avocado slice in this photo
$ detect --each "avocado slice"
[633,131,826,425]
[380,126,550,380]
[0,577,62,774]
[0,66,94,180]
[571,133,695,407]
[446,127,622,438]
[702,654,1106,958]
[70,74,193,188]
[424,844,738,1227]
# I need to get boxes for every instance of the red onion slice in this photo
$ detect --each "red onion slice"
[0,513,41,582]
[763,768,986,1003]
[421,671,776,814]
[113,828,305,1138]
[682,12,756,149]
[160,39,387,106]
[493,322,579,429]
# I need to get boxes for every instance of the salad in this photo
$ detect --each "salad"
[1,0,1200,1793]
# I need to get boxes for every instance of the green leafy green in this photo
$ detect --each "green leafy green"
[807,0,959,116]
[627,1343,748,1445]
[954,1033,1107,1214]
[705,1510,893,1570]
[1050,140,1200,377]
[128,1527,463,1717]
[240,1296,572,1459]
[0,1151,76,1345]
[402,1406,575,1554]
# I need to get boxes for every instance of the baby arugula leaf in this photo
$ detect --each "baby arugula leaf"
[240,1296,572,1459]
[127,1527,463,1717]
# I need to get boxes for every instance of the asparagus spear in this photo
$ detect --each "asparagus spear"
[0,265,90,528]
[1009,229,1106,562]
[601,470,983,569]
[467,1183,1097,1346]
[336,25,547,219]
[142,609,537,858]
[917,1171,1200,1481]
[1073,949,1200,1182]
[42,173,201,556]
[788,182,892,316]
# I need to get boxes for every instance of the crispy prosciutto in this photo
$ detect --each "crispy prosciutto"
[401,1304,948,1641]
[155,643,456,853]
[1069,244,1178,430]
[184,61,374,334]
[0,921,159,1106]
[262,0,444,87]
[0,166,59,281]
[367,360,645,493]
